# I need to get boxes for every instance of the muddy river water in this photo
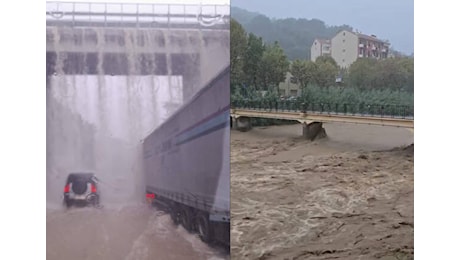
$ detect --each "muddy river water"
[231,122,414,260]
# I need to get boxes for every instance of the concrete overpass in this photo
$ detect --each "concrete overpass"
[46,1,230,203]
[46,1,230,100]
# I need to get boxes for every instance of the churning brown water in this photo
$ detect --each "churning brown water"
[231,123,414,260]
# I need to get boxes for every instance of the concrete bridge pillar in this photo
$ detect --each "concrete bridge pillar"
[302,122,327,140]
[234,116,252,132]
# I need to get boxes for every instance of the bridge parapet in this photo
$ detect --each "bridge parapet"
[46,1,229,30]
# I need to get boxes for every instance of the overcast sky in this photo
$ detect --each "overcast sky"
[232,0,414,55]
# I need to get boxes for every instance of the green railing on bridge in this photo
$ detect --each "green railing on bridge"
[231,100,414,119]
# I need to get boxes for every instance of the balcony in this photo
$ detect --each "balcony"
[358,43,364,48]
[358,54,364,58]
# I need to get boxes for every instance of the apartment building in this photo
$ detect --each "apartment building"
[331,30,390,68]
[278,72,301,97]
[310,38,331,62]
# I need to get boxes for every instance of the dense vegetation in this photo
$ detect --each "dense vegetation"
[230,16,413,129]
[231,18,290,93]
[290,56,414,93]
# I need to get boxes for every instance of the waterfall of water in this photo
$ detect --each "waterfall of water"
[48,28,171,207]
[46,24,229,208]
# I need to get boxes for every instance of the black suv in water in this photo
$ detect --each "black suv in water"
[63,173,100,208]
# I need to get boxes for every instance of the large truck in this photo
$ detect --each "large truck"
[142,65,230,247]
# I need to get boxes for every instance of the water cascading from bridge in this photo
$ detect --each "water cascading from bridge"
[46,25,229,208]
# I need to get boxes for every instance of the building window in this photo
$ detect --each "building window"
[343,32,346,36]
[342,49,346,52]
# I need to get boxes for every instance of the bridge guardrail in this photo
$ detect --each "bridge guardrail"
[231,100,414,119]
[46,1,230,29]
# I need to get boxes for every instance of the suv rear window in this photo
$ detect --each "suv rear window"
[67,173,95,184]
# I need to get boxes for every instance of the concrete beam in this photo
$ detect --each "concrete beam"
[46,27,229,54]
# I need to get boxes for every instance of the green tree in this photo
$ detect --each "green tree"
[345,57,413,92]
[230,19,247,89]
[290,59,317,89]
[305,61,319,86]
[373,58,407,90]
[396,57,414,92]
[314,56,338,87]
[290,59,307,86]
[242,33,265,89]
[258,41,290,92]
[348,58,378,90]
[314,61,338,87]
[315,56,338,68]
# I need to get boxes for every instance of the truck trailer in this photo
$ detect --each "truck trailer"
[142,65,230,247]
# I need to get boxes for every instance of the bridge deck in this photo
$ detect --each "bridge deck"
[231,108,414,128]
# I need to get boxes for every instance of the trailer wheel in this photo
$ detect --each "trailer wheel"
[171,207,181,226]
[180,207,193,232]
[196,213,213,243]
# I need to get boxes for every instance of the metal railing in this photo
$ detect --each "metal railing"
[46,1,230,29]
[231,100,414,119]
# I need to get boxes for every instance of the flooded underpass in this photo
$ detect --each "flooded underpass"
[46,2,230,259]
[47,206,228,260]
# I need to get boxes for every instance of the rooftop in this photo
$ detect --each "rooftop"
[357,33,388,44]
[315,38,331,44]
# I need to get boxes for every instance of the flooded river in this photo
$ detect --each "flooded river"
[231,123,414,260]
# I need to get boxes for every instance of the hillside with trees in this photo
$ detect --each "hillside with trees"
[230,18,414,110]
[231,6,354,60]
[231,18,290,94]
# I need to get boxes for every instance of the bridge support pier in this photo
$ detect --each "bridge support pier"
[234,116,252,132]
[303,122,327,140]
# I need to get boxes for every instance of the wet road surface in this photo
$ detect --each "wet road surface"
[47,204,229,260]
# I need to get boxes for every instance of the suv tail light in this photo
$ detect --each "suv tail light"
[146,193,155,203]
[64,184,70,193]
[91,184,97,193]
